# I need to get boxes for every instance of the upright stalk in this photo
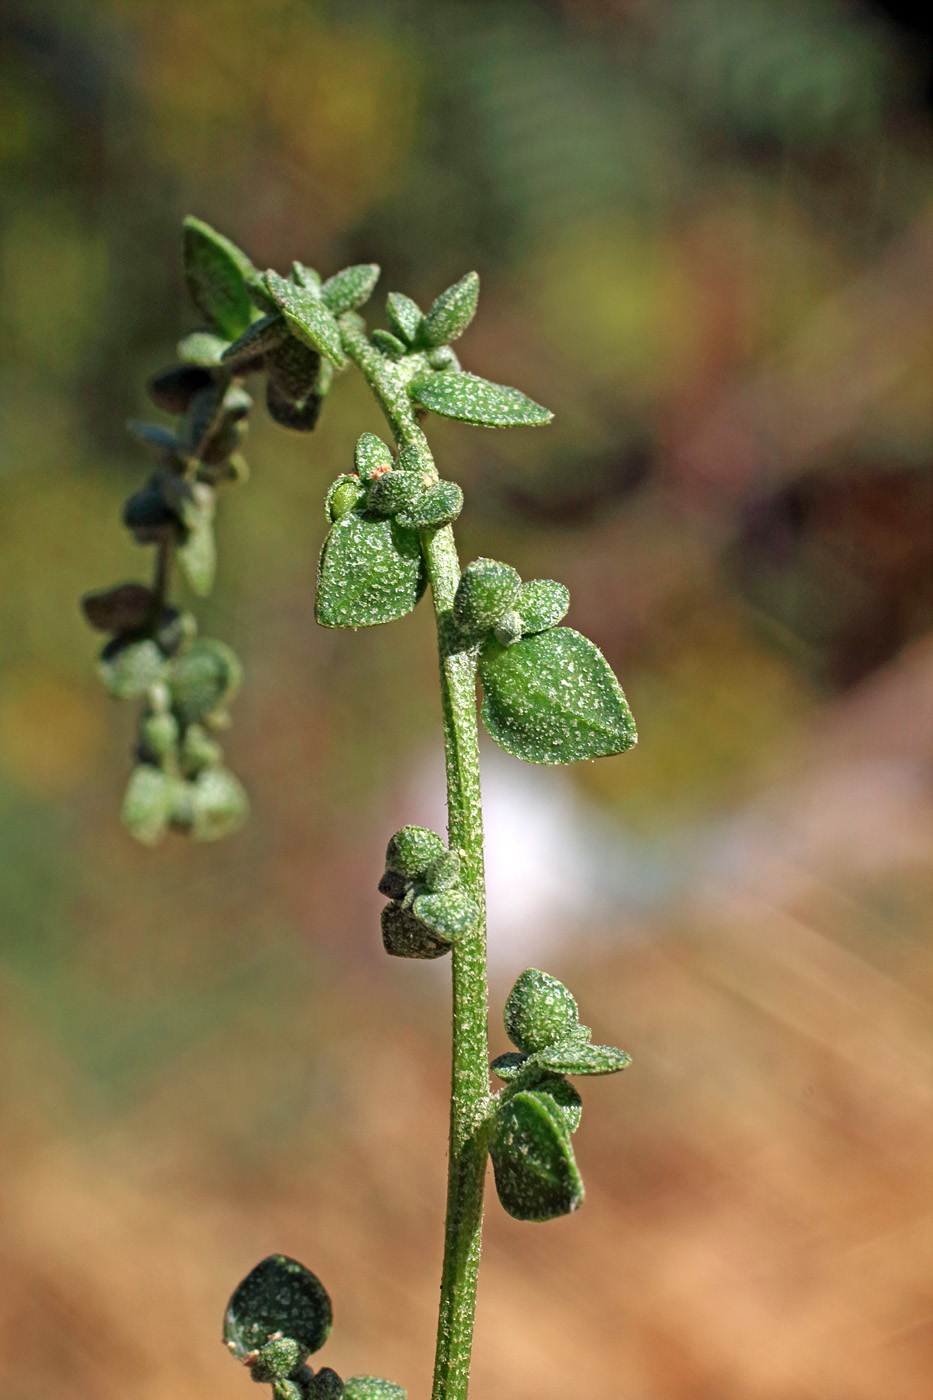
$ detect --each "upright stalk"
[341,324,492,1400]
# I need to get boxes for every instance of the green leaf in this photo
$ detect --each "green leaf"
[147,364,215,414]
[325,474,364,524]
[309,1369,345,1399]
[410,372,552,428]
[249,1335,307,1384]
[266,335,321,398]
[384,826,447,879]
[370,329,407,357]
[395,480,463,531]
[121,765,179,846]
[266,381,323,433]
[189,767,249,840]
[411,889,480,942]
[385,292,424,345]
[490,1089,584,1222]
[504,969,579,1054]
[480,627,636,764]
[174,485,216,597]
[422,271,479,347]
[536,1042,631,1076]
[263,270,345,368]
[322,263,381,316]
[515,579,570,635]
[381,902,451,960]
[344,1378,406,1400]
[221,312,288,370]
[490,1052,526,1082]
[355,432,394,482]
[367,470,425,518]
[316,513,426,628]
[517,1070,583,1134]
[169,639,241,726]
[82,583,155,634]
[98,636,167,699]
[177,330,229,367]
[183,217,254,340]
[454,558,521,636]
[223,1255,332,1361]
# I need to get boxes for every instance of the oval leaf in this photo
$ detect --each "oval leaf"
[480,627,636,764]
[536,1042,631,1076]
[183,217,253,340]
[385,293,424,345]
[490,1089,583,1222]
[490,1052,526,1082]
[396,480,463,531]
[316,514,426,628]
[264,270,345,368]
[98,636,167,699]
[381,902,451,960]
[411,889,480,942]
[322,263,381,316]
[189,767,249,841]
[177,330,229,367]
[82,583,155,634]
[170,639,241,726]
[121,765,178,846]
[515,579,570,635]
[221,313,288,370]
[422,271,479,347]
[223,1255,332,1360]
[504,968,579,1055]
[410,372,552,428]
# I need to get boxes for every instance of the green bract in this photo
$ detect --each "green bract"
[385,292,424,345]
[479,627,637,764]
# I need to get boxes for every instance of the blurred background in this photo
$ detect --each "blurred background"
[1,1,932,1396]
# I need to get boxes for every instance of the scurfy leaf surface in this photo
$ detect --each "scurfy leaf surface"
[410,372,552,428]
[480,627,636,763]
[316,513,426,628]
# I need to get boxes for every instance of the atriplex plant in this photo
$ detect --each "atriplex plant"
[82,220,637,1400]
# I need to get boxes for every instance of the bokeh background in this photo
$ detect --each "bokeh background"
[1,1,932,1397]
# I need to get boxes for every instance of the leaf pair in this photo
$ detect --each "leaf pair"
[224,1256,405,1399]
[488,970,630,1222]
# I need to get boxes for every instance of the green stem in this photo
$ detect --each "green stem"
[341,322,491,1400]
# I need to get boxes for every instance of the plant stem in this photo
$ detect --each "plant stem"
[341,323,491,1400]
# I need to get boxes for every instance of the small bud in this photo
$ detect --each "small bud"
[354,432,394,482]
[121,764,178,845]
[384,825,447,880]
[326,475,363,523]
[366,470,424,518]
[98,636,168,699]
[249,1335,308,1384]
[423,848,460,892]
[504,969,579,1055]
[426,346,460,371]
[453,558,522,636]
[394,441,434,474]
